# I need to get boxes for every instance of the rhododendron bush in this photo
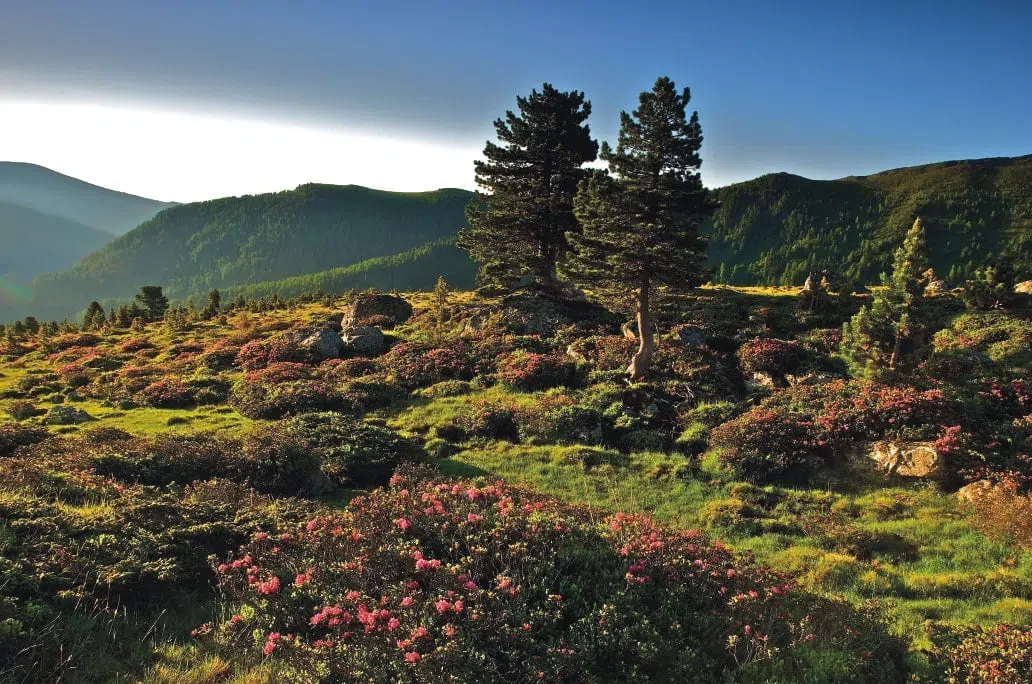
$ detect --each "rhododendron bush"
[208,468,905,682]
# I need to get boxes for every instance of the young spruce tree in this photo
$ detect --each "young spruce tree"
[458,84,598,290]
[840,217,930,378]
[565,77,717,379]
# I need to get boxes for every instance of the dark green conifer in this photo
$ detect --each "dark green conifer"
[840,217,930,378]
[135,286,169,322]
[565,77,718,379]
[458,84,598,290]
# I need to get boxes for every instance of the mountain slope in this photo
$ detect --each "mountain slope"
[708,155,1032,285]
[0,200,113,280]
[34,184,475,315]
[0,162,175,235]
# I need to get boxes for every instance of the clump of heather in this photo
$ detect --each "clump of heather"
[208,468,906,682]
[926,622,1032,684]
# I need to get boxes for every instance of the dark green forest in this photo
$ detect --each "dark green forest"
[707,155,1032,285]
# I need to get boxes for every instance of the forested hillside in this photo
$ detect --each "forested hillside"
[218,239,476,302]
[33,184,474,316]
[708,155,1032,285]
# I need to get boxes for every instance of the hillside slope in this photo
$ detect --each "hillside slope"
[708,155,1032,285]
[0,200,113,279]
[218,239,476,302]
[0,162,175,235]
[34,184,475,315]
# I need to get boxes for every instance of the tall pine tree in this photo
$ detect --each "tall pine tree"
[458,84,598,290]
[565,77,717,379]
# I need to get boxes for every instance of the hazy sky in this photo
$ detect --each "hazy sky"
[1,0,1030,202]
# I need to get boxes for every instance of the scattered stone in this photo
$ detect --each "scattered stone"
[343,294,413,327]
[43,406,96,426]
[301,328,345,360]
[748,371,777,389]
[866,441,940,478]
[342,326,386,355]
[677,326,706,347]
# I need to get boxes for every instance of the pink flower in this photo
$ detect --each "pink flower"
[435,599,451,613]
[404,651,421,663]
[400,596,414,607]
[443,624,456,637]
[256,576,281,595]
[396,517,412,531]
[388,618,401,631]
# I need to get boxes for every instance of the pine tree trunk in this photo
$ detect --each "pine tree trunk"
[627,279,654,380]
[889,326,902,370]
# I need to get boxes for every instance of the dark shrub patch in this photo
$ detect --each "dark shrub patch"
[229,379,355,420]
[0,422,49,456]
[278,412,425,488]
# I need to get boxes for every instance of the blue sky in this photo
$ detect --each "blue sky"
[1,0,1030,201]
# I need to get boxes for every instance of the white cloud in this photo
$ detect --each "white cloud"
[0,99,480,202]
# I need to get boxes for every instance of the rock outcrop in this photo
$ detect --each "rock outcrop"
[343,294,413,327]
[866,441,941,478]
[342,326,386,355]
[301,329,345,360]
[43,406,95,425]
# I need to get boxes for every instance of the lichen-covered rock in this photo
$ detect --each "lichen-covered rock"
[43,406,96,425]
[301,329,344,360]
[867,441,940,478]
[956,479,996,504]
[342,326,386,356]
[343,294,413,327]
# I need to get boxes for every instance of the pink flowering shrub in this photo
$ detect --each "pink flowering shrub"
[737,338,805,378]
[711,407,823,483]
[495,350,573,391]
[926,622,1032,684]
[236,336,317,371]
[379,342,475,390]
[208,468,905,682]
[117,336,155,353]
[245,362,314,386]
[51,333,101,351]
[201,339,241,371]
[136,378,195,408]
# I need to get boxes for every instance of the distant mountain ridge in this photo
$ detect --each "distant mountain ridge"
[708,154,1032,285]
[0,162,176,235]
[0,200,112,281]
[32,183,475,318]
[15,153,1032,322]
